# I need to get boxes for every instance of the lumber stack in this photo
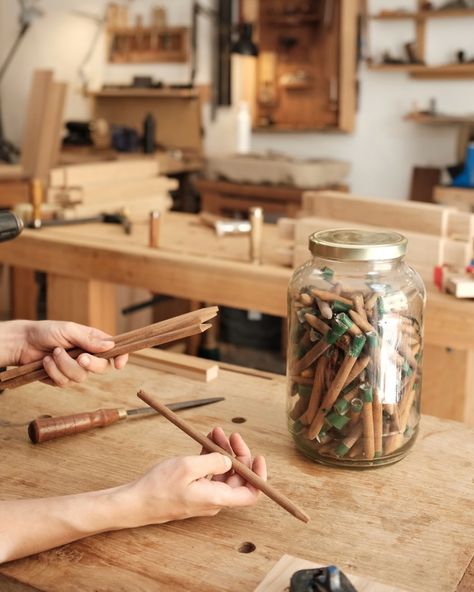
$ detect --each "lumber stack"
[47,159,175,222]
[276,191,474,281]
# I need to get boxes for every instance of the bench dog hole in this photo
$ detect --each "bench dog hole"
[232,417,247,424]
[238,541,256,554]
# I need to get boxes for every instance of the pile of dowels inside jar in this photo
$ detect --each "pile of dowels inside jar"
[288,267,422,466]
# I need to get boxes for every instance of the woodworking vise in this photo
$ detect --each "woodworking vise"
[290,566,358,592]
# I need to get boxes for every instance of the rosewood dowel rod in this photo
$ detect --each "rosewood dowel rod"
[137,389,310,524]
[0,307,219,383]
[2,323,211,390]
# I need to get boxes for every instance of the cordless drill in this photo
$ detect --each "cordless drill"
[0,211,24,243]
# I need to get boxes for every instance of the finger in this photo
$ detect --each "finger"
[216,456,267,504]
[77,353,111,375]
[51,347,89,383]
[224,432,253,488]
[60,323,115,354]
[182,453,232,483]
[43,355,70,387]
[244,455,267,497]
[229,432,252,465]
[194,480,260,508]
[113,354,128,370]
[210,427,234,455]
[203,428,233,483]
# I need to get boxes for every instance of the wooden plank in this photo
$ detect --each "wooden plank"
[447,210,474,241]
[434,185,474,212]
[422,345,472,423]
[20,70,54,177]
[302,190,450,236]
[0,365,472,591]
[10,268,37,320]
[338,0,358,133]
[292,216,470,269]
[0,178,30,207]
[255,554,405,592]
[130,348,219,382]
[33,81,67,184]
[78,177,176,203]
[276,217,296,240]
[46,274,117,335]
[49,159,160,187]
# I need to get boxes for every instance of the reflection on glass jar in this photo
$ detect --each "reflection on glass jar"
[287,229,426,468]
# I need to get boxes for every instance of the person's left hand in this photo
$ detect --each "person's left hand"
[17,320,128,386]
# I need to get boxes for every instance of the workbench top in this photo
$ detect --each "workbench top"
[0,359,472,591]
[1,211,473,347]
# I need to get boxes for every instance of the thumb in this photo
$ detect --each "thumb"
[64,324,115,353]
[185,453,232,482]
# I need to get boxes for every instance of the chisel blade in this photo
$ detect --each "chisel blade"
[126,396,225,417]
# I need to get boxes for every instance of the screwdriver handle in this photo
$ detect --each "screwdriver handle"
[28,408,126,444]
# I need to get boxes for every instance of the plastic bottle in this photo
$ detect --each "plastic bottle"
[236,101,251,154]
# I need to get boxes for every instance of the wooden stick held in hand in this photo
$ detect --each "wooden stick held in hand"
[137,389,310,524]
[0,307,218,390]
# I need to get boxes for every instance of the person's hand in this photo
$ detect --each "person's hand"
[119,427,266,527]
[16,320,128,386]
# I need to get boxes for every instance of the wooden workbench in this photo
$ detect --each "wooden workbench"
[1,212,474,425]
[0,359,472,591]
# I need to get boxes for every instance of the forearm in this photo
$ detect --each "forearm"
[0,486,131,563]
[0,320,32,366]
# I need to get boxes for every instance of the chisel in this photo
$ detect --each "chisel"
[28,397,225,444]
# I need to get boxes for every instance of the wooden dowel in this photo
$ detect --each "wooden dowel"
[137,389,310,524]
[0,307,218,383]
[2,323,212,390]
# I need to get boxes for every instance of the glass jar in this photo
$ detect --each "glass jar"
[287,229,426,468]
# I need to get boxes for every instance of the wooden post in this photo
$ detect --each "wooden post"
[47,274,117,335]
[10,267,38,320]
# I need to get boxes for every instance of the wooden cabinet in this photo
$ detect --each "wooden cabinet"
[253,0,359,133]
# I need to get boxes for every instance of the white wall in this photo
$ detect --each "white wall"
[1,0,474,199]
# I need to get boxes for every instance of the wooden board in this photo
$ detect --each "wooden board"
[0,363,472,591]
[434,185,474,212]
[255,554,406,591]
[49,159,160,187]
[292,215,471,272]
[130,348,219,382]
[20,70,54,178]
[302,190,450,236]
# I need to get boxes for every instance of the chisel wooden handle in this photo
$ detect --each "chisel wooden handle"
[28,408,126,444]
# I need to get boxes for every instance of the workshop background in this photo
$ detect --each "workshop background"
[1,0,474,198]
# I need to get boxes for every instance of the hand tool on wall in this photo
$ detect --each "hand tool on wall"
[28,396,225,443]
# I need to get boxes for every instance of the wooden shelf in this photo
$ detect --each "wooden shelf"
[261,15,321,26]
[371,9,474,20]
[368,63,474,79]
[404,112,474,125]
[91,88,201,99]
[107,26,189,64]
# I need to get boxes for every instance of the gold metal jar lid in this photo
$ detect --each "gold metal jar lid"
[309,229,407,261]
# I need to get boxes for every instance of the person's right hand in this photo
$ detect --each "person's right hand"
[119,428,266,528]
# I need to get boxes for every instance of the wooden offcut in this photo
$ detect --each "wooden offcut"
[130,348,219,382]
